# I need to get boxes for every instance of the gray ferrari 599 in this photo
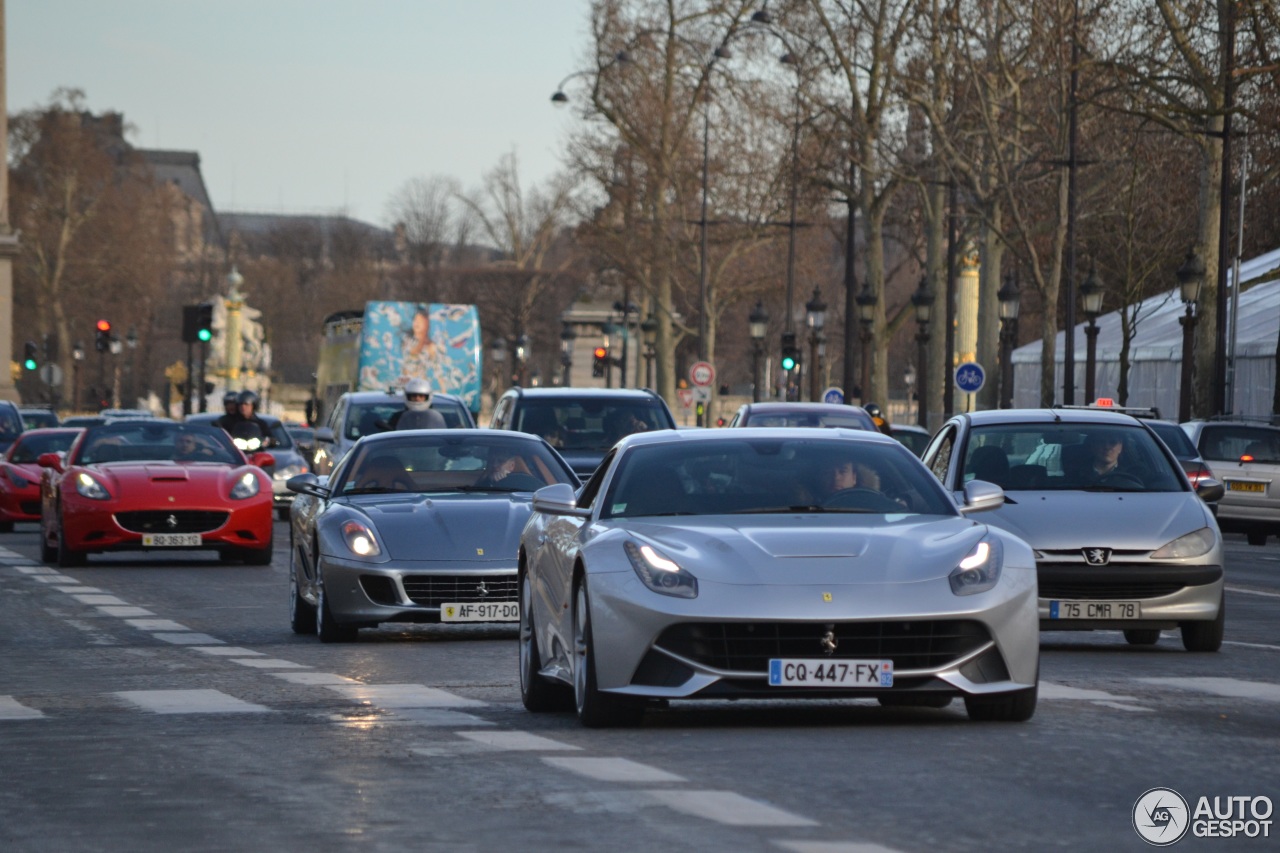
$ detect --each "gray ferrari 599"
[519,428,1040,727]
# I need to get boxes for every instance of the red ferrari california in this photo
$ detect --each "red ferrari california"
[0,427,82,531]
[39,420,275,567]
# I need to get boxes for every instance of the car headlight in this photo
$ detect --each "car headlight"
[342,520,381,557]
[4,468,30,488]
[624,540,698,599]
[230,471,260,500]
[273,463,308,480]
[75,472,111,500]
[1151,527,1216,560]
[949,536,1003,596]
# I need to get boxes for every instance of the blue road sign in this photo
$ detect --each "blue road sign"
[823,387,844,405]
[954,362,985,394]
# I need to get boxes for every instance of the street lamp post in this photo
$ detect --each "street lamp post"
[489,338,508,396]
[997,274,1022,409]
[514,335,529,387]
[641,313,657,389]
[805,287,826,402]
[781,52,802,368]
[911,278,934,428]
[856,291,876,402]
[1080,267,1104,404]
[749,300,768,402]
[72,341,85,412]
[1178,248,1206,423]
[559,324,576,387]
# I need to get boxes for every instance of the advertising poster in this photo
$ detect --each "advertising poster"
[357,301,482,413]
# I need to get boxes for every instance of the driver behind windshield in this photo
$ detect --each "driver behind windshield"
[1066,429,1139,485]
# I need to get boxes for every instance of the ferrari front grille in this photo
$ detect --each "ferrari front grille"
[115,510,229,534]
[655,620,991,672]
[401,574,517,606]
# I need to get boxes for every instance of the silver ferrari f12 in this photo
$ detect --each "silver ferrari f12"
[519,428,1040,727]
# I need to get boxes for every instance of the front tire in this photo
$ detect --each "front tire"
[1246,529,1267,546]
[244,532,274,566]
[316,577,358,643]
[1123,629,1162,646]
[1181,593,1224,652]
[572,579,643,728]
[289,545,317,635]
[519,570,572,712]
[964,684,1037,722]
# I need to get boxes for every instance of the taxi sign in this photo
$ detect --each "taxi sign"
[1094,397,1114,407]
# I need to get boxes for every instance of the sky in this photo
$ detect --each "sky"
[9,0,592,226]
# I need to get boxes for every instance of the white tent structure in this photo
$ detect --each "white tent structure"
[1011,247,1280,417]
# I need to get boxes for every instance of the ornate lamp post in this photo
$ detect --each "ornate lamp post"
[997,274,1022,409]
[1177,248,1206,423]
[641,313,657,389]
[1079,267,1105,404]
[749,300,769,402]
[514,334,529,387]
[72,341,85,412]
[911,278,934,428]
[856,290,876,401]
[804,287,827,402]
[559,324,576,387]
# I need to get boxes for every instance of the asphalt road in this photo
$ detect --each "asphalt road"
[2,522,1277,852]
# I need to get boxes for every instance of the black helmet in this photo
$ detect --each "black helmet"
[222,391,238,405]
[864,402,883,418]
[237,390,259,408]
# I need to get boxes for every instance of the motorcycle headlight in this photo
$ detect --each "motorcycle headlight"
[342,520,381,557]
[624,540,698,599]
[949,536,1004,596]
[234,436,263,452]
[75,472,111,500]
[230,471,260,499]
[1150,527,1216,560]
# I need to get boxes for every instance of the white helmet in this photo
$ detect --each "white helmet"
[404,378,433,411]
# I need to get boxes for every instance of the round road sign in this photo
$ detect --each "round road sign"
[689,361,716,387]
[954,361,985,394]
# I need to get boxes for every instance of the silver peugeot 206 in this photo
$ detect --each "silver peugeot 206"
[519,428,1039,727]
[921,408,1225,652]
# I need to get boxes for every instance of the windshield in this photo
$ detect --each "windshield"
[602,437,955,519]
[10,430,80,463]
[961,423,1184,492]
[334,434,577,495]
[345,400,467,439]
[1197,425,1280,464]
[515,400,671,451]
[745,410,876,430]
[74,423,241,466]
[1146,421,1198,459]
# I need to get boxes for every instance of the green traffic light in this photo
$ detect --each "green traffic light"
[23,358,36,370]
[197,329,212,342]
[781,356,796,371]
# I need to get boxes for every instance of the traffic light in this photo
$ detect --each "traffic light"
[22,341,38,371]
[592,346,609,378]
[196,303,214,342]
[182,306,200,343]
[95,319,112,352]
[780,332,798,371]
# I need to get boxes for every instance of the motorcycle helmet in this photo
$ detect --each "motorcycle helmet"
[404,378,433,412]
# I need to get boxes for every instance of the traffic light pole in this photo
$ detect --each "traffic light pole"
[183,342,194,417]
[198,341,208,412]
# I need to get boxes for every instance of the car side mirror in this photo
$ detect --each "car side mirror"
[250,452,275,469]
[314,427,335,443]
[532,482,590,518]
[37,451,64,472]
[1196,477,1225,504]
[286,473,330,498]
[959,479,1005,514]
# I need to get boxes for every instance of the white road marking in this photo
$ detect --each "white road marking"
[1226,585,1280,599]
[774,842,906,853]
[455,730,579,751]
[326,683,486,708]
[32,575,78,583]
[1039,682,1139,702]
[115,689,270,714]
[71,594,126,605]
[0,696,45,720]
[269,671,356,684]
[12,565,57,574]
[189,646,261,656]
[152,632,223,645]
[543,756,683,783]
[230,658,310,669]
[1224,640,1280,652]
[387,709,493,726]
[645,790,818,827]
[125,619,189,632]
[51,586,102,593]
[1138,677,1280,702]
[98,606,155,617]
[1092,700,1155,713]
[410,742,499,757]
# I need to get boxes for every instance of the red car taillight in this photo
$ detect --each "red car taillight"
[1185,462,1214,488]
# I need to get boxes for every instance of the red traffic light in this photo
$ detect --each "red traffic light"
[96,319,112,332]
[593,346,608,359]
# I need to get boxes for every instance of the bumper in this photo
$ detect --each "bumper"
[61,497,273,555]
[318,554,518,625]
[583,567,1039,700]
[0,487,40,522]
[1037,563,1223,629]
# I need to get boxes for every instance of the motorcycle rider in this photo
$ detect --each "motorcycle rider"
[215,391,240,432]
[226,390,272,450]
[388,378,446,430]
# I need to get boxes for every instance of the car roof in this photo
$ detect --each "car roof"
[187,412,283,426]
[502,387,663,400]
[617,426,901,450]
[355,428,551,447]
[340,390,466,404]
[959,408,1145,427]
[739,402,869,413]
[891,423,931,435]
